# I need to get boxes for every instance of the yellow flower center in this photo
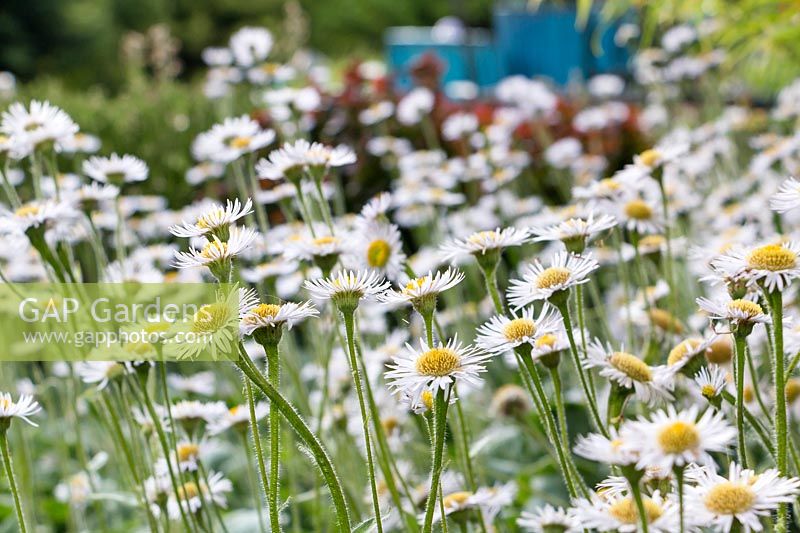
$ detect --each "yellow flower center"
[608,497,663,525]
[15,204,40,218]
[609,352,652,382]
[536,267,571,289]
[200,241,228,259]
[192,303,230,333]
[706,337,733,364]
[467,231,495,244]
[442,491,472,509]
[701,384,718,398]
[727,299,763,317]
[599,178,621,191]
[381,416,399,435]
[503,318,536,342]
[704,482,755,515]
[743,385,754,403]
[421,390,434,411]
[404,277,428,293]
[638,149,662,167]
[366,239,391,268]
[314,236,338,246]
[786,378,800,403]
[657,421,700,453]
[177,443,200,462]
[229,136,252,149]
[624,200,653,220]
[196,208,224,229]
[639,235,665,249]
[252,303,281,319]
[178,481,200,501]
[535,333,558,348]
[0,398,10,409]
[747,244,797,271]
[667,338,702,366]
[229,405,241,416]
[649,308,683,333]
[415,347,460,377]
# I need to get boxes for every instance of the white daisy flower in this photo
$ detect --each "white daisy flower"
[711,241,800,292]
[617,194,663,235]
[282,139,356,171]
[385,336,494,409]
[770,176,800,213]
[240,300,318,335]
[621,404,736,472]
[351,220,406,281]
[697,295,771,328]
[379,267,464,307]
[304,269,390,309]
[1,100,78,157]
[171,400,228,430]
[359,192,393,222]
[169,198,253,239]
[529,212,617,252]
[59,132,101,154]
[440,227,531,263]
[75,361,128,390]
[166,470,232,520]
[0,392,42,427]
[166,371,217,396]
[573,428,638,466]
[695,364,729,400]
[584,340,675,405]
[255,143,306,182]
[518,504,581,533]
[229,26,273,67]
[192,115,275,164]
[1,200,79,233]
[685,463,800,533]
[571,489,679,532]
[207,402,268,435]
[507,252,599,308]
[173,225,257,269]
[666,336,712,371]
[83,153,149,184]
[476,306,562,355]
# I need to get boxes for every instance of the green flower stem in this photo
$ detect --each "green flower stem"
[0,162,21,208]
[235,345,351,531]
[675,465,685,533]
[244,378,269,533]
[733,334,749,468]
[311,172,336,233]
[626,470,649,533]
[243,158,271,233]
[138,373,196,533]
[788,350,800,374]
[769,290,789,533]
[0,429,28,533]
[549,366,584,489]
[721,390,775,458]
[292,182,318,237]
[574,284,597,405]
[553,298,609,438]
[341,310,383,532]
[113,197,127,263]
[231,159,257,229]
[516,351,579,499]
[422,388,450,533]
[483,266,505,315]
[263,343,283,533]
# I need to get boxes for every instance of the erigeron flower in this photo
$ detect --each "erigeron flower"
[239,300,318,336]
[352,220,406,281]
[685,463,800,532]
[713,241,800,292]
[166,371,216,396]
[83,153,148,184]
[2,199,79,233]
[490,384,531,418]
[358,101,395,126]
[518,504,581,533]
[75,361,128,390]
[695,364,729,400]
[1,100,78,157]
[666,336,711,372]
[208,402,268,435]
[166,471,232,520]
[304,269,390,313]
[256,143,306,182]
[286,232,346,273]
[426,482,516,525]
[282,139,356,172]
[573,428,638,466]
[529,212,617,253]
[584,341,675,405]
[378,267,464,311]
[622,404,736,473]
[397,87,435,125]
[384,336,494,409]
[507,252,599,308]
[172,225,257,271]
[476,306,562,355]
[170,198,253,239]
[633,143,690,171]
[617,194,663,235]
[769,176,800,213]
[173,440,205,472]
[441,112,479,141]
[0,392,42,428]
[440,227,531,264]
[186,161,225,185]
[571,489,679,532]
[192,115,275,164]
[171,400,228,435]
[229,26,273,67]
[697,295,771,332]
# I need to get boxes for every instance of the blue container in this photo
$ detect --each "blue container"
[385,27,505,91]
[493,6,629,85]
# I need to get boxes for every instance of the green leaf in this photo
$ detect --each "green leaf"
[351,517,377,533]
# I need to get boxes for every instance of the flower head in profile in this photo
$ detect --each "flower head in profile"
[170,198,253,240]
[571,488,678,532]
[192,115,275,164]
[518,504,581,533]
[530,212,617,253]
[1,100,78,157]
[694,364,729,402]
[685,463,800,533]
[0,392,42,428]
[379,267,464,314]
[573,428,638,466]
[166,470,232,520]
[440,227,531,264]
[507,252,599,308]
[621,405,736,472]
[385,336,493,409]
[712,241,800,293]
[304,269,390,313]
[240,300,318,345]
[208,402,268,435]
[697,295,771,335]
[229,26,273,67]
[83,153,149,185]
[584,340,675,405]
[173,226,257,277]
[476,306,562,356]
[770,176,800,213]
